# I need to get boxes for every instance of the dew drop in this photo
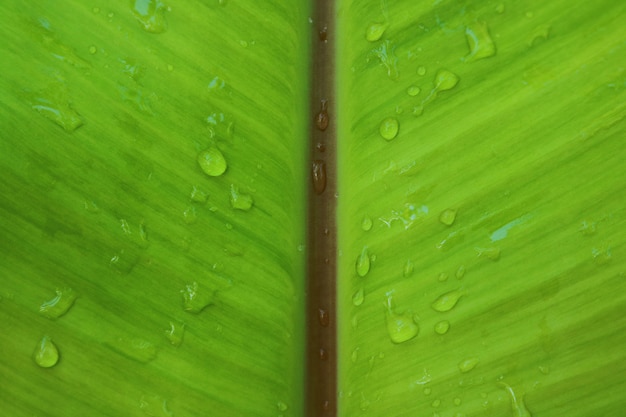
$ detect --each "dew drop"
[455,265,466,279]
[475,246,500,261]
[140,394,173,417]
[315,99,329,131]
[434,320,450,334]
[423,387,432,395]
[205,111,235,138]
[454,397,462,406]
[366,23,387,42]
[458,357,479,373]
[34,335,59,368]
[318,308,330,326]
[190,185,209,203]
[229,184,254,211]
[379,117,399,141]
[439,208,457,226]
[431,289,463,312]
[319,25,328,42]
[356,246,371,277]
[368,40,399,79]
[403,259,414,277]
[131,0,168,33]
[592,244,612,265]
[319,347,328,360]
[434,69,460,91]
[183,205,197,224]
[385,294,419,344]
[432,399,441,407]
[312,160,327,195]
[352,288,365,306]
[407,85,421,96]
[110,248,140,273]
[181,281,215,313]
[464,21,496,62]
[277,401,289,412]
[88,45,97,54]
[28,85,83,132]
[437,272,449,282]
[417,65,427,76]
[39,287,77,319]
[164,321,185,346]
[361,216,373,231]
[197,147,227,176]
[351,347,359,363]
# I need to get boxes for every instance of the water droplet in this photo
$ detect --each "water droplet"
[423,387,432,395]
[434,319,450,334]
[366,23,387,42]
[197,147,227,176]
[164,321,185,346]
[499,382,532,417]
[131,0,168,33]
[455,265,466,279]
[432,399,441,407]
[352,288,364,306]
[361,216,373,231]
[403,260,414,277]
[475,246,501,261]
[109,337,157,363]
[367,40,399,79]
[351,347,359,363]
[431,289,463,312]
[437,272,449,282]
[458,357,479,373]
[39,287,77,319]
[439,208,457,226]
[183,205,197,224]
[356,246,371,277]
[319,25,328,41]
[181,281,215,313]
[28,84,83,132]
[315,99,329,131]
[385,294,419,343]
[464,21,496,62]
[434,69,460,92]
[316,142,326,152]
[407,85,421,96]
[319,347,328,360]
[312,160,327,195]
[140,394,173,417]
[417,65,427,76]
[34,335,59,368]
[205,112,235,139]
[88,45,97,54]
[529,24,551,47]
[592,244,612,265]
[379,117,399,141]
[318,308,330,326]
[277,401,289,412]
[230,184,253,211]
[578,220,597,236]
[454,397,462,406]
[110,248,140,273]
[190,185,209,203]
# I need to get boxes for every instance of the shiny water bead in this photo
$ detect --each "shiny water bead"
[197,147,227,176]
[379,117,399,140]
[366,23,387,42]
[34,336,60,368]
[39,287,77,319]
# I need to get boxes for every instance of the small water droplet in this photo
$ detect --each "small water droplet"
[205,111,235,138]
[131,0,168,33]
[385,294,419,343]
[110,248,140,273]
[407,85,421,96]
[366,23,387,42]
[454,397,462,406]
[455,265,466,279]
[315,99,329,131]
[437,272,449,282]
[578,220,597,236]
[39,287,77,319]
[352,288,364,306]
[319,25,328,41]
[423,387,432,395]
[140,394,173,417]
[28,83,84,132]
[190,185,209,203]
[351,347,359,363]
[183,205,197,224]
[432,399,441,407]
[464,21,496,62]
[316,142,326,152]
[318,308,330,326]
[592,244,612,265]
[164,321,185,346]
[475,246,500,261]
[379,117,399,141]
[277,401,289,412]
[230,184,253,211]
[458,357,479,373]
[361,216,373,231]
[499,382,532,417]
[34,335,59,368]
[197,147,227,176]
[434,320,450,335]
[88,45,97,54]
[312,160,327,195]
[181,281,215,313]
[434,69,460,91]
[109,337,157,363]
[431,289,463,312]
[319,347,328,360]
[356,246,371,277]
[403,259,414,277]
[439,208,457,226]
[417,65,427,76]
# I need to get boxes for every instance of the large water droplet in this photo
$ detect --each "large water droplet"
[379,117,399,141]
[39,287,77,319]
[464,21,496,62]
[181,281,215,313]
[431,289,463,312]
[458,357,479,373]
[229,184,253,211]
[385,294,419,343]
[366,23,387,42]
[356,246,371,277]
[315,99,329,131]
[312,160,327,195]
[34,335,59,368]
[131,0,168,33]
[434,69,460,91]
[164,321,185,346]
[197,147,227,176]
[140,394,173,417]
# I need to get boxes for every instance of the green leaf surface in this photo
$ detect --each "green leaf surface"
[2,0,626,416]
